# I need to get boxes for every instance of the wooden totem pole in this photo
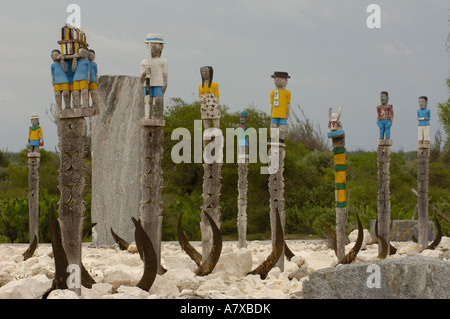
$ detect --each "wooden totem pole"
[327,107,346,262]
[52,25,97,295]
[376,91,394,256]
[139,34,168,274]
[268,71,290,271]
[28,115,43,246]
[237,111,250,248]
[416,96,431,250]
[199,66,223,261]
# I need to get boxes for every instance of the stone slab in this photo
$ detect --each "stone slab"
[369,219,435,242]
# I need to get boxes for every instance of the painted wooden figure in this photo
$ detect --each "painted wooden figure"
[199,66,220,129]
[88,49,98,108]
[51,50,72,110]
[270,72,291,143]
[417,96,430,148]
[376,91,394,143]
[140,33,168,119]
[28,115,43,153]
[72,47,91,108]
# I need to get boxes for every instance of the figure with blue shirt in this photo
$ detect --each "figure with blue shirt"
[417,96,430,148]
[88,49,98,108]
[72,47,90,108]
[51,49,72,110]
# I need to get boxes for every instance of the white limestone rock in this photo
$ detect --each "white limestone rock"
[149,274,180,297]
[0,274,52,299]
[213,248,252,277]
[47,289,80,299]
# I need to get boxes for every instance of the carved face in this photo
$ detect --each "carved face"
[51,50,60,62]
[78,48,88,59]
[31,118,39,127]
[419,98,427,109]
[274,77,287,89]
[88,51,95,62]
[150,43,164,58]
[240,115,248,126]
[201,67,210,81]
[380,92,389,105]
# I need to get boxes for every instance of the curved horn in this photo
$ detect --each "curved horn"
[284,242,294,261]
[248,210,284,279]
[426,216,442,250]
[134,218,144,260]
[337,106,342,121]
[82,222,97,240]
[324,221,337,256]
[23,234,38,261]
[328,108,333,121]
[131,217,158,291]
[111,227,130,251]
[339,213,363,264]
[177,212,202,267]
[194,212,223,276]
[377,234,388,259]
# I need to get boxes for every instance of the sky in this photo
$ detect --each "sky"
[0,0,449,153]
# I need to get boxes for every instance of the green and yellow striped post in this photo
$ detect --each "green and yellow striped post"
[328,128,346,262]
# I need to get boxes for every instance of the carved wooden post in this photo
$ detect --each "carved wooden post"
[139,118,165,274]
[327,106,346,262]
[28,152,40,246]
[138,34,168,274]
[237,111,250,248]
[417,96,431,250]
[376,91,393,257]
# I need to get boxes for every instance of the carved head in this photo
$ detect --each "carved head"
[419,96,428,109]
[380,91,389,105]
[271,71,290,90]
[51,49,61,62]
[88,49,95,62]
[200,66,213,87]
[240,111,248,126]
[30,115,40,127]
[78,47,88,59]
[328,107,342,132]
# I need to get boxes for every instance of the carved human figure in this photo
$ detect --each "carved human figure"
[140,33,168,119]
[270,72,291,143]
[199,66,220,129]
[376,91,394,140]
[72,47,90,108]
[417,96,430,147]
[328,106,342,132]
[28,115,43,153]
[51,50,72,110]
[238,111,249,157]
[88,49,98,107]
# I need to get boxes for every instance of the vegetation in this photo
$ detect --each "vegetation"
[1,98,449,243]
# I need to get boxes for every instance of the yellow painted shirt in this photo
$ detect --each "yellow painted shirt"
[270,89,291,118]
[29,126,43,140]
[199,82,219,98]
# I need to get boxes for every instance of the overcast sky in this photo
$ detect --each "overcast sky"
[0,0,449,153]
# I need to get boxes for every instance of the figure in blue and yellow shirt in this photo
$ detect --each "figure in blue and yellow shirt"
[417,96,430,147]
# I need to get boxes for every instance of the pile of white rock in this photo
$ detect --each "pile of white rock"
[0,231,448,299]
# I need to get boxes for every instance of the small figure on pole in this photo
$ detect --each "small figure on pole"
[51,50,72,110]
[417,96,430,148]
[376,91,394,144]
[199,66,220,129]
[140,34,168,119]
[270,72,291,143]
[88,49,98,108]
[238,111,249,159]
[72,47,91,108]
[28,115,43,153]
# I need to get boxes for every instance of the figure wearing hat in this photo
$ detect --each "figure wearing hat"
[238,111,249,157]
[28,115,43,153]
[270,72,291,143]
[140,33,168,119]
[417,96,430,148]
[199,66,220,129]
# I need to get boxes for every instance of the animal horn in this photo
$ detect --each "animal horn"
[248,209,284,279]
[177,212,202,267]
[426,216,442,250]
[111,227,130,251]
[194,212,223,276]
[23,234,38,261]
[134,218,144,260]
[339,213,363,265]
[82,222,97,239]
[131,217,158,291]
[324,221,337,256]
[284,242,294,261]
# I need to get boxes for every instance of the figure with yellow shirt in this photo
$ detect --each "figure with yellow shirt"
[270,71,291,143]
[199,66,220,129]
[28,115,43,153]
[72,47,90,108]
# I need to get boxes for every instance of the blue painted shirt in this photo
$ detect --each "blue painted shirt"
[417,109,430,126]
[73,59,90,82]
[89,61,98,83]
[51,61,70,84]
